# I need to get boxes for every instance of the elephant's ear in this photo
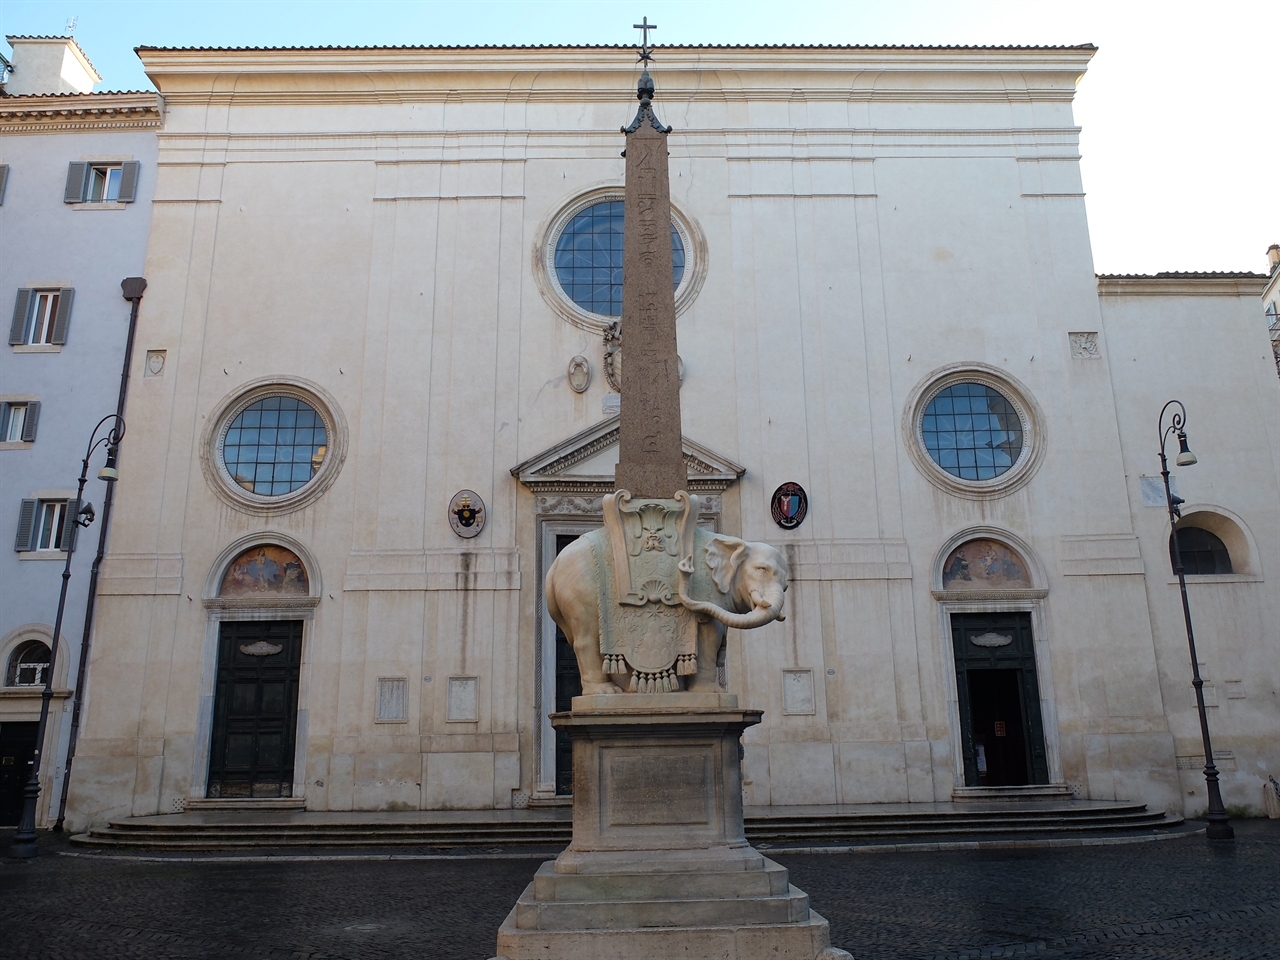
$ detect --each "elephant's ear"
[705,536,747,595]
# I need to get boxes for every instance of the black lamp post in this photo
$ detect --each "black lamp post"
[1157,400,1233,841]
[8,414,125,859]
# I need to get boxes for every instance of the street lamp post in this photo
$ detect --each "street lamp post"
[8,415,125,859]
[1158,400,1233,841]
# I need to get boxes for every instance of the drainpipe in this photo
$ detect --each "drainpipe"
[53,276,146,832]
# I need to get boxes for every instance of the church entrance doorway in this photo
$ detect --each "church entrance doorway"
[951,612,1048,787]
[0,721,38,826]
[207,620,302,799]
[553,534,583,795]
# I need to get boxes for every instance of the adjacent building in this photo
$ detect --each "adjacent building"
[0,36,161,828]
[52,43,1278,830]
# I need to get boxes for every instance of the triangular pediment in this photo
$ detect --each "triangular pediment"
[510,416,745,495]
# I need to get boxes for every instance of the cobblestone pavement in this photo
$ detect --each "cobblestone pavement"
[1,821,1276,960]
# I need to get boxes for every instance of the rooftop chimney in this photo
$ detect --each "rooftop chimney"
[1267,244,1280,277]
[3,36,100,96]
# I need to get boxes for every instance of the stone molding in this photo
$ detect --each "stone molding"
[931,588,1048,602]
[138,46,1095,107]
[903,363,1047,502]
[1058,534,1144,576]
[0,92,164,133]
[783,539,913,581]
[1097,275,1268,298]
[511,416,745,495]
[98,553,184,596]
[344,548,521,592]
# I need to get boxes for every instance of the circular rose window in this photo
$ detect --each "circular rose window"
[221,396,328,496]
[921,383,1024,481]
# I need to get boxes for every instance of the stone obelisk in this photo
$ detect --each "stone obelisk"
[493,38,849,960]
[615,66,685,498]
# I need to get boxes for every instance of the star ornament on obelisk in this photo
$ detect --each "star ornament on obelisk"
[614,18,684,499]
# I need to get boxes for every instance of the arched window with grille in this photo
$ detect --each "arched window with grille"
[1170,526,1233,575]
[5,640,51,687]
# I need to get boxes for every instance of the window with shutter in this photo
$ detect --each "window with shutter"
[60,499,81,553]
[20,401,40,443]
[0,164,9,205]
[50,288,74,344]
[117,161,141,203]
[64,162,89,203]
[14,499,38,552]
[9,289,33,345]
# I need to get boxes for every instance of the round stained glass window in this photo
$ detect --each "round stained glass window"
[553,200,685,317]
[221,396,328,497]
[921,383,1024,481]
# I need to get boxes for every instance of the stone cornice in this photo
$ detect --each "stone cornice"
[138,46,1094,105]
[0,91,164,132]
[1097,274,1267,298]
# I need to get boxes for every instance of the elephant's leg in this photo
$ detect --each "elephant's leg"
[686,620,726,692]
[570,624,622,695]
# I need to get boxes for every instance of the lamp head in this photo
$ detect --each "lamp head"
[1175,430,1197,467]
[98,447,119,482]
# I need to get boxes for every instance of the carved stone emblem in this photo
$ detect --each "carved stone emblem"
[144,350,166,378]
[970,632,1013,648]
[448,489,486,538]
[239,641,283,656]
[567,355,591,393]
[1069,332,1100,359]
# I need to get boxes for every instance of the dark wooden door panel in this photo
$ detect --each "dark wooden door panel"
[0,722,39,826]
[951,612,1049,787]
[208,620,302,799]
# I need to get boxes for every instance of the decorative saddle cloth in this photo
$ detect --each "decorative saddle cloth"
[588,490,700,692]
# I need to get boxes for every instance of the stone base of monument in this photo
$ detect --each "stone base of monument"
[494,694,849,960]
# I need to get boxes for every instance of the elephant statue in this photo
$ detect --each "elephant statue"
[546,525,789,695]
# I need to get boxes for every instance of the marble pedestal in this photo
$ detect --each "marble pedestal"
[494,694,848,960]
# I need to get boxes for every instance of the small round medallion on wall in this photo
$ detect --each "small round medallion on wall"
[770,482,808,530]
[448,490,486,539]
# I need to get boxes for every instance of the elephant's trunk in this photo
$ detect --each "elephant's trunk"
[677,558,785,629]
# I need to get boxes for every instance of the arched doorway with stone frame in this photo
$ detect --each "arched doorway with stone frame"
[0,623,71,826]
[511,416,744,803]
[931,527,1067,798]
[192,533,321,804]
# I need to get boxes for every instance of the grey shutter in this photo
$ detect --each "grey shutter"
[20,402,40,442]
[50,288,74,344]
[0,164,9,205]
[9,288,32,344]
[117,161,140,203]
[64,162,89,203]
[61,499,81,552]
[14,499,38,552]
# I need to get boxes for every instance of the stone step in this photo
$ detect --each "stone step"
[514,882,811,930]
[497,903,834,960]
[182,798,307,812]
[69,802,1182,851]
[532,859,791,902]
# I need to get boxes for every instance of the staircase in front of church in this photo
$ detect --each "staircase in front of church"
[69,800,1192,852]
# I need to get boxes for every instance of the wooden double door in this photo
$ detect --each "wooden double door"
[207,620,302,799]
[0,722,38,826]
[951,612,1049,787]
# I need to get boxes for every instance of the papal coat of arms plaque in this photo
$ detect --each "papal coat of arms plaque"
[770,481,808,530]
[448,489,486,538]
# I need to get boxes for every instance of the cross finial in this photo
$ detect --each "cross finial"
[633,16,657,62]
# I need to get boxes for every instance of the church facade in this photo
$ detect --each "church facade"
[62,44,1279,828]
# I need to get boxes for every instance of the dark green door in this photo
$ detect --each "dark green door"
[951,612,1049,787]
[553,534,583,796]
[0,722,38,826]
[208,620,302,799]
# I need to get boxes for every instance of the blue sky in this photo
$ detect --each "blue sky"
[2,1,1277,274]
